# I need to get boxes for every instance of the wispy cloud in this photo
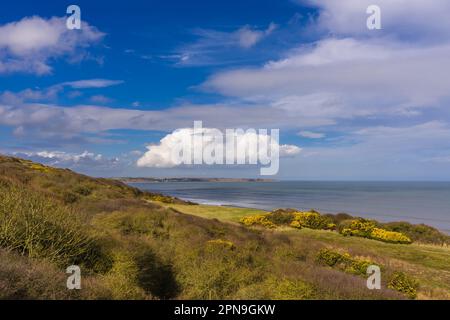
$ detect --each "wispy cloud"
[61,79,124,89]
[0,79,124,105]
[298,131,325,139]
[167,23,277,66]
[89,95,113,104]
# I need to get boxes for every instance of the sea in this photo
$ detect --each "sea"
[130,181,450,233]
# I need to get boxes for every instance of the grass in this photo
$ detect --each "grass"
[159,203,267,223]
[158,201,450,299]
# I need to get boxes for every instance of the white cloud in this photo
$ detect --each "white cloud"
[0,16,104,74]
[0,87,60,104]
[0,100,343,140]
[301,121,450,163]
[13,150,119,168]
[200,2,450,126]
[280,121,450,180]
[279,144,302,157]
[170,23,276,66]
[62,79,124,89]
[90,95,113,104]
[298,131,325,139]
[0,79,122,105]
[137,127,300,168]
[300,0,450,42]
[203,38,450,114]
[236,23,277,48]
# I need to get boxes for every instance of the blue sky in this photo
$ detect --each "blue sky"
[1,0,450,180]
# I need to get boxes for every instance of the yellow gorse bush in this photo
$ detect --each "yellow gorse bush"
[370,228,412,244]
[316,248,419,299]
[289,212,334,230]
[388,271,419,299]
[239,214,276,229]
[341,219,376,237]
[148,194,175,204]
[340,219,412,244]
[240,211,335,231]
[315,248,374,276]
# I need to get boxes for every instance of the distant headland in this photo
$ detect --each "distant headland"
[115,177,275,183]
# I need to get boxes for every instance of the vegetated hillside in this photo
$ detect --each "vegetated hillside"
[0,155,448,300]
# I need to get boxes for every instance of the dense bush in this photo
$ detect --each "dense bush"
[240,210,335,231]
[74,184,94,196]
[100,251,149,299]
[240,214,277,229]
[144,192,196,205]
[316,248,420,298]
[290,212,335,230]
[370,228,412,244]
[315,248,374,276]
[340,219,377,237]
[62,191,79,204]
[175,240,266,299]
[0,184,112,272]
[0,249,76,299]
[94,210,170,239]
[382,221,449,245]
[340,219,411,244]
[388,272,419,299]
[325,212,354,225]
[266,209,296,225]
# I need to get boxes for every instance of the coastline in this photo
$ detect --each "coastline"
[116,177,275,183]
[187,197,450,234]
[1,154,448,300]
[129,182,450,234]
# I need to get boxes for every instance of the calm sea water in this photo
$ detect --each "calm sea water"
[131,181,450,232]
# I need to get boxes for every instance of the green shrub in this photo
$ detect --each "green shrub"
[325,212,354,225]
[0,249,77,299]
[370,228,412,244]
[266,209,296,225]
[74,185,93,196]
[340,218,377,237]
[290,212,334,230]
[315,248,375,276]
[340,218,411,244]
[100,251,148,299]
[0,184,112,272]
[388,272,419,299]
[316,248,345,266]
[175,242,265,299]
[62,191,79,204]
[240,214,276,229]
[241,210,335,231]
[382,222,449,245]
[93,210,169,239]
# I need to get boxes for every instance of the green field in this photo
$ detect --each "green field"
[165,203,267,223]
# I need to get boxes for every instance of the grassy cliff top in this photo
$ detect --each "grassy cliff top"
[0,155,449,300]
